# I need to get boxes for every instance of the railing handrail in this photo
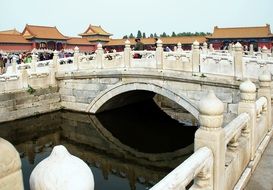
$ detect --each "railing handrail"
[224,112,250,146]
[150,147,213,190]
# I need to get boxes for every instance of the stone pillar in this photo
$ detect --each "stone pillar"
[124,39,131,68]
[31,53,37,73]
[0,138,24,190]
[73,46,80,70]
[238,79,257,160]
[202,41,208,54]
[234,42,243,80]
[192,40,200,73]
[177,42,183,52]
[12,57,17,74]
[249,44,254,55]
[96,43,104,69]
[195,90,225,190]
[30,145,94,190]
[228,43,233,54]
[258,72,272,131]
[209,44,214,52]
[20,65,28,88]
[49,50,58,86]
[155,39,163,69]
[261,46,268,60]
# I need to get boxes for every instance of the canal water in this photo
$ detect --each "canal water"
[0,99,197,190]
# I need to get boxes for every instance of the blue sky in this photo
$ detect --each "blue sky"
[1,0,272,38]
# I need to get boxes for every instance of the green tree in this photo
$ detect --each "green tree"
[137,30,142,38]
[142,32,146,38]
[129,33,134,38]
[150,33,154,38]
[154,33,158,38]
[122,35,128,39]
[161,32,167,37]
[171,32,176,37]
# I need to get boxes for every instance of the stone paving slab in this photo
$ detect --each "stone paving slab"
[246,136,273,190]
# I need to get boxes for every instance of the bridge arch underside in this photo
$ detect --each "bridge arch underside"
[86,82,199,120]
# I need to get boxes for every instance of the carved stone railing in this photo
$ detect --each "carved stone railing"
[1,42,273,94]
[150,147,213,190]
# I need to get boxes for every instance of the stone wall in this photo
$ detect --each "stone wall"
[0,86,61,123]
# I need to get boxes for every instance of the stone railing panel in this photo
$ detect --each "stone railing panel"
[200,53,234,76]
[163,52,192,72]
[254,97,268,153]
[130,50,156,68]
[150,147,213,190]
[102,52,124,69]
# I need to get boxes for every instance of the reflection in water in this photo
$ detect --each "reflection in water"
[0,100,197,190]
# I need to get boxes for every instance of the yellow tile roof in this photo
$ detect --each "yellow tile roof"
[66,37,92,45]
[0,34,31,44]
[0,29,21,35]
[22,24,67,40]
[105,36,206,46]
[79,25,112,36]
[207,24,272,39]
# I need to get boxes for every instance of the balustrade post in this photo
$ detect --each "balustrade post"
[209,43,214,52]
[124,40,131,68]
[0,138,24,190]
[234,42,243,80]
[192,40,200,73]
[73,46,80,70]
[30,145,94,190]
[20,65,28,88]
[177,42,183,52]
[155,39,163,69]
[49,50,58,86]
[202,41,208,54]
[12,57,17,74]
[31,53,37,73]
[261,46,268,60]
[228,43,232,54]
[96,43,103,69]
[195,90,225,190]
[238,79,257,160]
[258,72,272,131]
[249,44,254,55]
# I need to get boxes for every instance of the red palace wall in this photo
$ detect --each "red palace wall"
[66,45,96,52]
[0,44,32,52]
[258,42,272,49]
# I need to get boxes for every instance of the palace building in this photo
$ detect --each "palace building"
[207,24,273,50]
[0,24,272,53]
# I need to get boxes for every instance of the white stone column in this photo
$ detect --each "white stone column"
[238,79,257,160]
[202,41,208,54]
[20,65,28,88]
[228,43,233,54]
[258,72,272,131]
[0,138,24,190]
[261,46,268,60]
[209,44,214,52]
[96,43,104,69]
[177,42,183,52]
[12,57,17,74]
[155,39,163,69]
[249,44,254,55]
[195,90,225,190]
[73,46,80,70]
[192,40,200,73]
[31,53,37,73]
[49,50,58,86]
[124,39,131,68]
[30,145,94,190]
[234,42,243,80]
